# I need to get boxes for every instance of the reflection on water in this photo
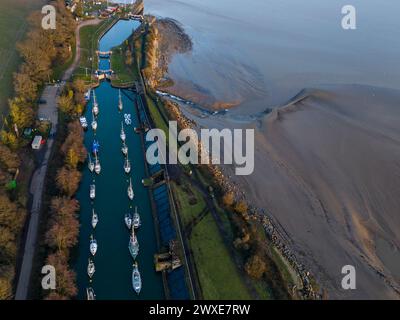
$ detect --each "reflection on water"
[145,0,400,109]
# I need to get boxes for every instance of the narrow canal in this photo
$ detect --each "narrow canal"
[75,19,165,300]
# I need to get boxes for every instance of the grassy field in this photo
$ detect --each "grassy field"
[146,95,170,137]
[172,181,207,227]
[189,213,252,299]
[172,178,251,299]
[111,44,136,86]
[0,0,46,114]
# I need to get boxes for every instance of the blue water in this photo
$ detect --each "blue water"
[75,19,164,300]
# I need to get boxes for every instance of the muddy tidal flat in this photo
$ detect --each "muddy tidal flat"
[144,0,400,298]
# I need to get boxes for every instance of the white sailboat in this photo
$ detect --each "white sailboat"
[118,89,123,111]
[132,262,142,294]
[94,153,101,175]
[121,141,128,156]
[124,153,131,174]
[124,213,133,229]
[128,228,139,259]
[127,178,134,200]
[86,287,96,300]
[87,258,95,278]
[91,209,98,229]
[133,206,141,229]
[91,109,97,131]
[88,153,94,172]
[93,91,99,116]
[90,184,96,200]
[90,235,97,256]
[120,122,126,141]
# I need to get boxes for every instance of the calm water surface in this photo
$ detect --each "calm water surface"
[144,0,400,110]
[75,19,164,300]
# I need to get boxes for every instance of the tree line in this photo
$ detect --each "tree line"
[0,0,76,299]
[2,0,75,149]
[222,192,291,299]
[43,79,88,300]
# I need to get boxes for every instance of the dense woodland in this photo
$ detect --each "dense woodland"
[0,0,78,299]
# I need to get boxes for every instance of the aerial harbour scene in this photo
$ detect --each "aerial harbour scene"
[0,0,399,312]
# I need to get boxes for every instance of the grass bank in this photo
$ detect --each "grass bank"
[111,43,137,87]
[0,0,46,114]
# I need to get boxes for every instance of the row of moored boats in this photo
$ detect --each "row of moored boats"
[83,89,142,300]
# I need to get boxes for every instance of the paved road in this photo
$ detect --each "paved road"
[15,19,101,300]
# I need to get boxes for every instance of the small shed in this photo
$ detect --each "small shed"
[31,135,43,150]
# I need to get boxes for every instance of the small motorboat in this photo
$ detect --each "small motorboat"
[86,287,96,300]
[121,142,128,156]
[133,206,141,229]
[90,235,97,256]
[128,228,139,259]
[93,91,99,116]
[88,154,94,172]
[120,122,126,142]
[87,258,95,278]
[118,89,123,111]
[124,213,132,229]
[127,178,134,200]
[90,184,96,200]
[124,156,131,174]
[91,209,98,229]
[79,117,88,130]
[94,154,101,175]
[132,262,142,294]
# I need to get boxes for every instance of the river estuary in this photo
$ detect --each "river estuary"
[74,19,165,300]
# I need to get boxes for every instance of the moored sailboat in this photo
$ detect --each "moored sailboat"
[88,154,94,172]
[91,110,97,131]
[127,178,134,200]
[91,209,98,229]
[124,154,131,174]
[128,228,139,259]
[87,258,95,278]
[120,122,126,142]
[90,235,97,256]
[124,213,132,229]
[93,91,99,116]
[121,142,128,156]
[90,184,96,200]
[94,153,101,175]
[86,287,96,300]
[133,206,141,229]
[132,262,142,294]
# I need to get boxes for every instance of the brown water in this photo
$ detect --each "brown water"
[145,0,400,110]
